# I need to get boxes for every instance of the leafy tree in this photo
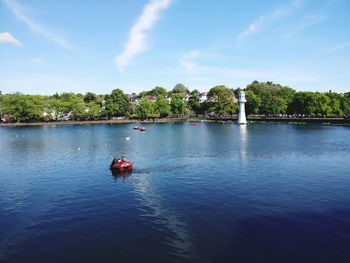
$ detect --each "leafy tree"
[0,93,4,119]
[71,98,87,120]
[104,89,130,118]
[52,92,60,100]
[190,89,200,96]
[84,92,97,103]
[279,87,296,105]
[136,98,159,118]
[269,96,288,115]
[340,92,350,116]
[149,87,167,97]
[188,94,202,115]
[154,95,171,117]
[207,85,237,116]
[232,88,242,98]
[137,91,148,98]
[2,83,348,122]
[246,81,293,115]
[289,92,333,117]
[2,94,46,122]
[245,90,261,115]
[172,83,189,94]
[170,93,187,116]
[84,102,102,120]
[59,93,79,113]
[46,98,63,120]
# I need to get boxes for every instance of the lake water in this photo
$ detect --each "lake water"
[1,122,350,262]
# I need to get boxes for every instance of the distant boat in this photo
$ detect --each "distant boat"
[139,127,146,131]
[191,123,199,126]
[133,126,139,130]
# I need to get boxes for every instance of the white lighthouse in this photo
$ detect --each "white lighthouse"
[238,91,247,125]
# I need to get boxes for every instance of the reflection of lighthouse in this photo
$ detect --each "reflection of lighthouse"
[238,91,247,125]
[239,125,247,160]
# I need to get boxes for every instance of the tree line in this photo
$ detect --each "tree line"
[0,81,349,122]
[244,81,350,117]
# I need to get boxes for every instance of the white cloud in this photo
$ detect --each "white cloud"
[177,50,322,91]
[0,32,22,47]
[238,0,302,42]
[116,0,172,72]
[2,0,78,52]
[30,57,44,65]
[179,50,204,71]
[325,41,350,53]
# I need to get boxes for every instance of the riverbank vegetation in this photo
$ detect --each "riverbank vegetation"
[1,81,349,123]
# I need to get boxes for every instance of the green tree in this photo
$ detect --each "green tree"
[188,94,202,115]
[84,101,102,120]
[172,83,189,94]
[340,92,350,116]
[84,92,97,103]
[2,94,47,122]
[170,93,187,116]
[207,85,237,116]
[136,98,159,118]
[154,95,171,117]
[105,89,130,118]
[289,92,333,117]
[246,81,294,115]
[279,87,296,105]
[190,89,200,96]
[269,96,288,115]
[149,86,167,97]
[325,92,343,117]
[245,89,261,115]
[46,98,63,120]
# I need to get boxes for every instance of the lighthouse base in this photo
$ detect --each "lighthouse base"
[238,118,247,125]
[238,103,247,125]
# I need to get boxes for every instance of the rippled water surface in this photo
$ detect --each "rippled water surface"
[1,123,350,262]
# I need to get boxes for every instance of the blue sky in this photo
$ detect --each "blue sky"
[0,0,349,95]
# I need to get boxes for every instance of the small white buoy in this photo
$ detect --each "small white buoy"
[126,136,130,140]
[78,147,80,151]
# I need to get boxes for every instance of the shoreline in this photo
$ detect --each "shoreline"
[1,117,350,127]
[0,118,205,127]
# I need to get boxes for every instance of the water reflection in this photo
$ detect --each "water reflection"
[239,124,248,160]
[110,170,132,180]
[134,175,195,260]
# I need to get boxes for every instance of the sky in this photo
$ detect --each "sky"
[0,0,349,95]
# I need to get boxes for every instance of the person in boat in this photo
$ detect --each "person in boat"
[111,156,121,167]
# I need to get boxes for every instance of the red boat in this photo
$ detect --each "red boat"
[139,127,146,131]
[191,123,198,126]
[110,158,133,172]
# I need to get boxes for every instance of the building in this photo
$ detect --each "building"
[197,92,208,103]
[147,95,157,103]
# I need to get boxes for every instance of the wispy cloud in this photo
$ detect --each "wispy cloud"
[179,50,205,71]
[238,0,302,42]
[116,0,172,72]
[325,41,350,53]
[30,57,44,65]
[0,32,22,47]
[2,0,78,52]
[178,49,320,91]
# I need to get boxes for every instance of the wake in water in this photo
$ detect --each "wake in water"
[107,163,189,178]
